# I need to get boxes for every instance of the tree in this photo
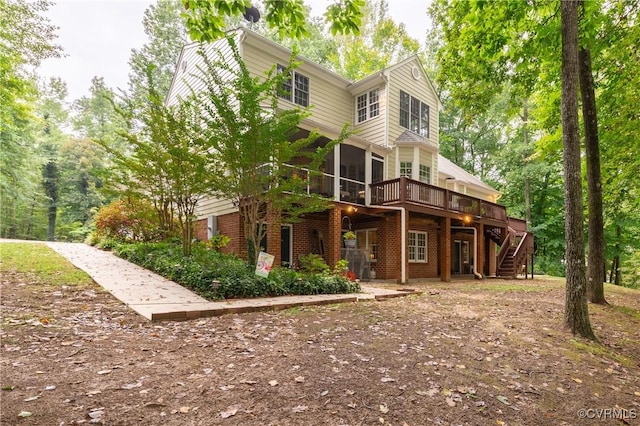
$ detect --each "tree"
[193,37,349,265]
[326,0,421,80]
[560,0,594,338]
[127,0,188,104]
[103,64,211,255]
[181,0,365,41]
[0,0,62,239]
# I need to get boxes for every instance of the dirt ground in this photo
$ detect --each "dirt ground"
[2,268,640,425]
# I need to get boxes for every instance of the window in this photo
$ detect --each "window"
[356,88,380,123]
[277,64,309,107]
[399,90,429,137]
[356,229,378,261]
[400,161,412,178]
[408,231,428,262]
[372,153,384,183]
[419,164,431,184]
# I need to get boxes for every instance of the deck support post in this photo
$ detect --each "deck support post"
[440,217,451,282]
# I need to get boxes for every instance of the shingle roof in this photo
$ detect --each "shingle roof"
[437,155,499,194]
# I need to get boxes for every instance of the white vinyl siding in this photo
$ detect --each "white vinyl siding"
[408,231,428,263]
[387,59,439,146]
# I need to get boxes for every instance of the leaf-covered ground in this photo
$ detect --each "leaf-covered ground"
[1,247,639,425]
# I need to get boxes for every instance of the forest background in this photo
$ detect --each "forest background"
[1,0,638,287]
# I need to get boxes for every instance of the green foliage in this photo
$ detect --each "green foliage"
[113,242,360,300]
[192,36,349,265]
[327,0,421,80]
[205,233,231,251]
[298,253,329,274]
[343,230,356,240]
[93,199,170,243]
[181,0,364,42]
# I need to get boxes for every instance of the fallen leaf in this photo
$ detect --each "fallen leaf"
[294,376,305,383]
[269,380,278,387]
[292,405,308,413]
[18,411,33,418]
[380,377,395,383]
[634,391,640,397]
[45,385,56,391]
[572,378,582,384]
[179,406,190,413]
[122,382,142,390]
[220,406,238,418]
[24,396,39,402]
[496,395,510,405]
[143,402,166,408]
[97,370,111,375]
[379,404,389,413]
[88,410,104,419]
[321,390,329,396]
[496,420,506,425]
[61,341,75,346]
[446,397,456,407]
[348,402,357,409]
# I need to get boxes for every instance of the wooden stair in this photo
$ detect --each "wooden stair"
[496,246,518,277]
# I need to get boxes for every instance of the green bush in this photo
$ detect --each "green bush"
[112,242,360,300]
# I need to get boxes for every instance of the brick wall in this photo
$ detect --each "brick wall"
[407,216,439,279]
[194,218,208,241]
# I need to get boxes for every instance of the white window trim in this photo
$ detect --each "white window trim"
[399,90,430,137]
[355,87,380,124]
[277,64,309,107]
[400,161,413,178]
[408,230,428,263]
[419,164,431,184]
[355,228,378,262]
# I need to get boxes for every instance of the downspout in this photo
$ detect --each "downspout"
[365,204,406,284]
[451,225,483,279]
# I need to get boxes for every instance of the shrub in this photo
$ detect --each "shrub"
[93,198,176,243]
[299,253,329,274]
[111,242,360,300]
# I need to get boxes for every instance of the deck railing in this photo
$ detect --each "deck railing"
[370,176,507,222]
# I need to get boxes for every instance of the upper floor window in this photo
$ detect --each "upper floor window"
[356,88,380,123]
[399,90,429,137]
[277,64,309,107]
[419,164,431,184]
[400,161,412,178]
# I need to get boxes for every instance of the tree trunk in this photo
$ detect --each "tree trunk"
[523,99,532,230]
[579,46,607,305]
[43,161,59,242]
[560,0,595,339]
[614,225,621,285]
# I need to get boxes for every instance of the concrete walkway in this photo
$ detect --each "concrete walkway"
[46,242,417,321]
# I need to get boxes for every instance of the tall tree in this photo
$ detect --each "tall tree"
[560,0,594,338]
[327,0,421,80]
[127,0,188,103]
[181,0,364,41]
[193,37,349,265]
[0,0,62,239]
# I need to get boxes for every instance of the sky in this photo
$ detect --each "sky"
[38,1,432,103]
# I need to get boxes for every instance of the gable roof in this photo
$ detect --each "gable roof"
[437,154,499,196]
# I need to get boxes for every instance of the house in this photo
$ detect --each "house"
[166,28,534,283]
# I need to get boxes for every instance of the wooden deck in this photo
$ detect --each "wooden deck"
[370,176,507,222]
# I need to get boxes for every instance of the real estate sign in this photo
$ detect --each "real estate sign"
[255,251,275,278]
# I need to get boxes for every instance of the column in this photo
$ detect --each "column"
[327,208,342,268]
[440,216,451,282]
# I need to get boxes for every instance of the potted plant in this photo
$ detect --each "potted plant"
[343,230,357,248]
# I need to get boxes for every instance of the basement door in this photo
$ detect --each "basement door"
[281,225,292,268]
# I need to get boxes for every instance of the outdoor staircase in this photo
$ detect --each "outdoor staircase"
[495,219,534,278]
[497,246,518,277]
